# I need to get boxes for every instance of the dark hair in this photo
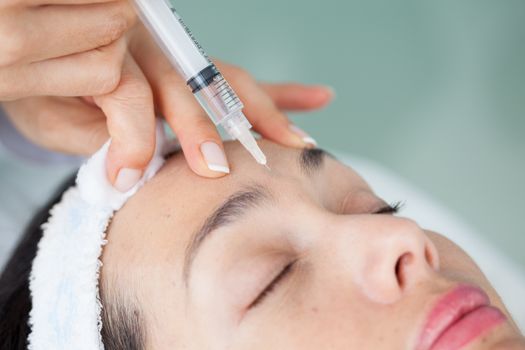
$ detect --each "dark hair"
[0,175,145,350]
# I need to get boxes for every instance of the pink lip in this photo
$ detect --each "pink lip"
[416,285,506,350]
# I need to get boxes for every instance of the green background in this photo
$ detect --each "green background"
[176,0,525,267]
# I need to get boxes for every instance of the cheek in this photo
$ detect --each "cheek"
[426,232,512,315]
[233,292,395,350]
[427,231,523,332]
[427,232,488,286]
[232,267,389,350]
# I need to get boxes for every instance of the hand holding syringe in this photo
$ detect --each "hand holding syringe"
[133,0,269,166]
[0,0,333,189]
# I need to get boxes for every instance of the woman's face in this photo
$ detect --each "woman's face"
[102,141,524,350]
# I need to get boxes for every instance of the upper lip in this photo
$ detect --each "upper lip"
[416,284,491,350]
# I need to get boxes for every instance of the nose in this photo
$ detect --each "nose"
[325,215,439,304]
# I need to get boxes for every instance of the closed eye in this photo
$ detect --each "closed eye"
[374,201,404,215]
[248,260,297,309]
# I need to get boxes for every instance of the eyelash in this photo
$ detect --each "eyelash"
[249,260,297,309]
[375,201,404,214]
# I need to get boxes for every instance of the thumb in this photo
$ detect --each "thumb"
[94,53,156,192]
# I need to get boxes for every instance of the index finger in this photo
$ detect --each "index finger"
[94,53,156,192]
[259,83,334,111]
[25,0,120,5]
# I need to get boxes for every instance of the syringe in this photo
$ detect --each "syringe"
[132,0,267,166]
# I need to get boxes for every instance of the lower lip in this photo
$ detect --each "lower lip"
[430,306,506,350]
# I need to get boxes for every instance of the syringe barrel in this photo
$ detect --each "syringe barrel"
[132,0,209,80]
[133,0,250,130]
[193,72,250,128]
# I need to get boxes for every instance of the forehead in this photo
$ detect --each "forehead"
[102,141,372,278]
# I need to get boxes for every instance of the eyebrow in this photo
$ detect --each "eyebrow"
[299,148,327,175]
[182,148,328,285]
[183,185,272,284]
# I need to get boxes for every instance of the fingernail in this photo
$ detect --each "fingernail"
[314,85,336,102]
[200,141,230,174]
[114,168,143,193]
[289,125,318,148]
[323,85,336,99]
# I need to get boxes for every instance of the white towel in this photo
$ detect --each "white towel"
[28,121,170,350]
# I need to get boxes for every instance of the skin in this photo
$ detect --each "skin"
[101,141,524,349]
[0,0,332,185]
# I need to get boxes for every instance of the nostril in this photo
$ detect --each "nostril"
[395,253,413,289]
[424,243,440,271]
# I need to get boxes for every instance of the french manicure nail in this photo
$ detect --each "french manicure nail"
[323,85,336,99]
[200,141,230,174]
[114,168,143,193]
[289,125,318,148]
